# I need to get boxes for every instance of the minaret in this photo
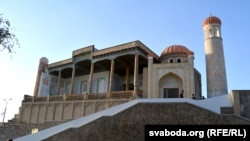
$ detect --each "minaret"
[202,15,228,98]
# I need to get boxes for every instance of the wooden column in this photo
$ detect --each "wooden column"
[126,67,129,91]
[147,56,153,98]
[57,70,61,95]
[70,64,75,95]
[133,54,139,97]
[88,62,94,94]
[108,59,115,98]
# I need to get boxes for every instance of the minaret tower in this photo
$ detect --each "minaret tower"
[202,15,228,98]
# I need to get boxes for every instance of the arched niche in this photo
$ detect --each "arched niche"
[158,72,183,98]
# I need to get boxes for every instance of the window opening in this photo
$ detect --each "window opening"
[177,58,181,63]
[169,59,173,63]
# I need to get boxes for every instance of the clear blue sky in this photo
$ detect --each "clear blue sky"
[0,0,249,122]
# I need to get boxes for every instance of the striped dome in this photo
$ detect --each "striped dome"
[203,15,221,27]
[161,45,194,56]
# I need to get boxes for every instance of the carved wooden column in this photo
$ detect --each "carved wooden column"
[70,64,75,95]
[126,67,129,91]
[57,70,61,95]
[88,62,94,94]
[133,54,139,97]
[108,58,115,98]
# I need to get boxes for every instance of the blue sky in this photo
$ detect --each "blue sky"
[0,0,249,122]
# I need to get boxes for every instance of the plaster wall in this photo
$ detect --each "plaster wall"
[149,62,195,98]
[18,99,128,123]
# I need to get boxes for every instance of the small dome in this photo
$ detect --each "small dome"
[202,15,221,27]
[161,45,194,56]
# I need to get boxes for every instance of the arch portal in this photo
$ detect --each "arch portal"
[158,72,183,98]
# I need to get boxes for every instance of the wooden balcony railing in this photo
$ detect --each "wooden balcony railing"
[87,93,107,100]
[66,94,85,101]
[110,91,133,98]
[22,90,142,103]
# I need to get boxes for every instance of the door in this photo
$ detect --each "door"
[163,88,179,98]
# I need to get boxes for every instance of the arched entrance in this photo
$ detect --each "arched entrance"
[158,72,183,98]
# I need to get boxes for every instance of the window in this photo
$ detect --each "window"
[74,82,80,94]
[97,77,105,93]
[66,83,71,94]
[209,28,213,37]
[215,27,220,37]
[92,79,96,93]
[169,59,173,63]
[177,58,182,63]
[81,81,88,94]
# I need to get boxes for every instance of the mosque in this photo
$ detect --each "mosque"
[2,14,250,141]
[34,15,227,100]
[14,14,229,124]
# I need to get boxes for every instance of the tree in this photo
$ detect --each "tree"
[0,14,19,55]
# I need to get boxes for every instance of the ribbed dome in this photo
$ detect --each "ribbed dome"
[161,45,194,56]
[202,15,221,27]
